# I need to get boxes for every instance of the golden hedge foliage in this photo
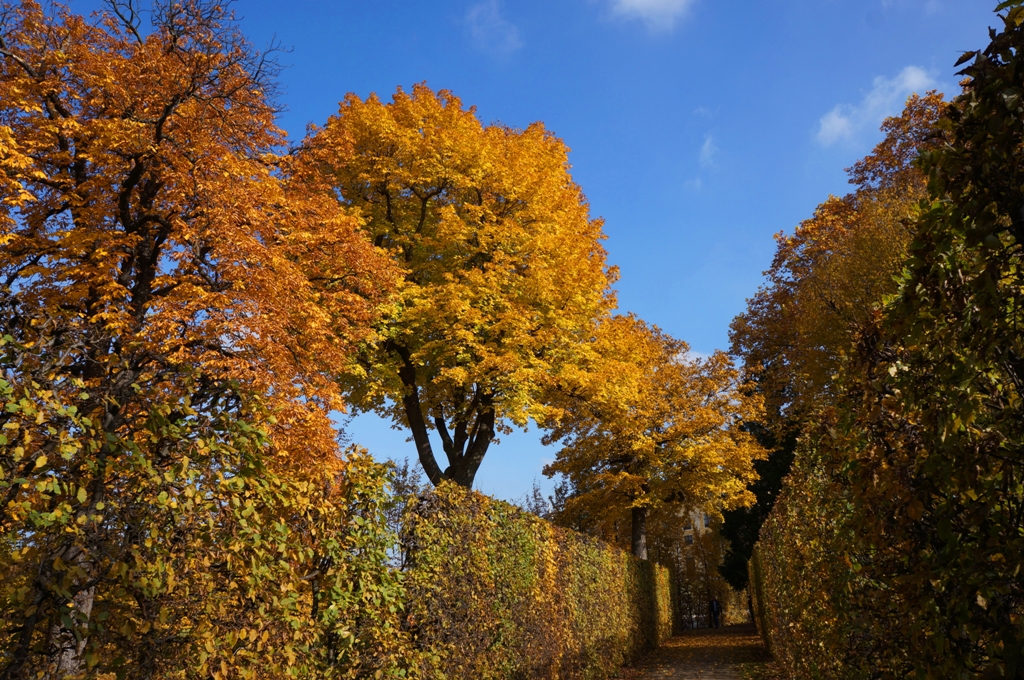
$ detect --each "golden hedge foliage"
[746,449,864,678]
[0,365,413,679]
[401,482,672,680]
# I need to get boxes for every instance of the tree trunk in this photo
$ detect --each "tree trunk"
[46,585,94,679]
[394,350,496,489]
[445,403,494,489]
[631,506,648,560]
[395,347,446,486]
[401,390,446,486]
[44,435,111,679]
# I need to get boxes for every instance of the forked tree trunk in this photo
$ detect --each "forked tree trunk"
[395,346,495,489]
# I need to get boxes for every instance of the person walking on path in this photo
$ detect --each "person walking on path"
[709,597,721,629]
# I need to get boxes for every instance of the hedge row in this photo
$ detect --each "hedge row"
[746,449,861,678]
[748,4,1024,678]
[0,380,412,679]
[2,431,671,680]
[402,482,673,679]
[745,418,1018,679]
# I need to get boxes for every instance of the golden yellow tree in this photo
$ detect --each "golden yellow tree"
[543,315,765,558]
[0,1,401,676]
[294,84,616,488]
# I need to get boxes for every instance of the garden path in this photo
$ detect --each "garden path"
[618,624,775,680]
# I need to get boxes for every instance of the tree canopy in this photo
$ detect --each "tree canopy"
[741,3,1024,675]
[730,92,944,431]
[294,84,616,488]
[543,315,765,558]
[718,93,944,591]
[0,1,403,675]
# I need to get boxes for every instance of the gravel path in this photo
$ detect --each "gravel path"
[618,624,773,680]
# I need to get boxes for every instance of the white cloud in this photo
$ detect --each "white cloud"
[684,177,703,191]
[466,0,522,56]
[816,66,936,146]
[699,135,718,169]
[683,349,712,363]
[609,0,696,32]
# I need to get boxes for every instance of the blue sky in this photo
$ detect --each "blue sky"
[243,0,995,503]
[76,0,999,501]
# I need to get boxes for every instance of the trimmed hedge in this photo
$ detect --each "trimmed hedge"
[747,492,848,677]
[747,5,1024,678]
[745,443,870,679]
[402,482,673,679]
[747,545,772,657]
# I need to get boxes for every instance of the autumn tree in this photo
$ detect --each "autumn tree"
[741,4,1024,674]
[294,84,615,489]
[543,315,764,559]
[720,92,944,590]
[730,91,944,431]
[0,1,401,676]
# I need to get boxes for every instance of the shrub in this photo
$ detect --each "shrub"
[747,3,1024,677]
[746,444,871,679]
[0,363,412,679]
[401,482,672,680]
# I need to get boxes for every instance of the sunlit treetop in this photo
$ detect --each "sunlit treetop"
[293,83,617,487]
[544,314,765,556]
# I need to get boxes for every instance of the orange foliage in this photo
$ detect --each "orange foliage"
[0,0,395,467]
[0,3,401,674]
